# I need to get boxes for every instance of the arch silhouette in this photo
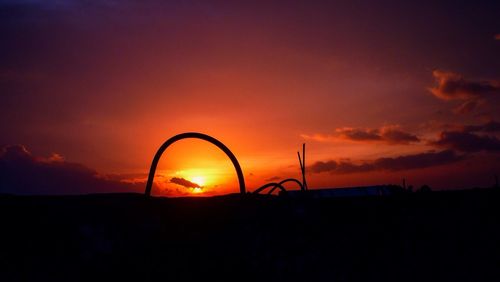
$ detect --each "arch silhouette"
[145,132,246,196]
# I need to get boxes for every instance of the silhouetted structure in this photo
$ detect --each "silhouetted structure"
[298,143,308,190]
[253,178,304,195]
[144,132,246,196]
[253,144,307,195]
[252,182,288,195]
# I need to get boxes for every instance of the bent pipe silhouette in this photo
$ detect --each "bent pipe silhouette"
[145,132,246,196]
[253,182,287,195]
[267,178,304,195]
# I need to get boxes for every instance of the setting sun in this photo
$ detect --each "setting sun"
[192,187,203,194]
[190,176,206,187]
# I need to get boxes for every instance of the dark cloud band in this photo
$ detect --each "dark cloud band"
[0,145,142,195]
[310,150,463,174]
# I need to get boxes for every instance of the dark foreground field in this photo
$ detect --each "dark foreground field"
[1,189,499,281]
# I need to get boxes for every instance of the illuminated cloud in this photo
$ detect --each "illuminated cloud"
[430,131,500,153]
[429,70,499,100]
[429,70,500,114]
[302,126,419,145]
[338,126,421,144]
[0,145,142,195]
[495,34,500,40]
[300,134,336,142]
[170,177,201,189]
[310,150,462,174]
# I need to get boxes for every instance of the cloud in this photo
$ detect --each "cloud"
[170,177,201,189]
[430,131,500,153]
[453,99,479,114]
[495,34,500,40]
[429,70,500,114]
[429,70,499,100]
[0,145,143,195]
[302,126,419,145]
[378,127,420,144]
[300,134,336,142]
[336,128,381,141]
[309,150,462,174]
[462,120,500,133]
[372,150,463,171]
[339,126,421,145]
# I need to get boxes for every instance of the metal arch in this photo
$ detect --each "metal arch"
[144,132,246,196]
[267,178,304,195]
[253,182,287,195]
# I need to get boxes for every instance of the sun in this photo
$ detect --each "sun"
[190,176,206,187]
[192,187,203,194]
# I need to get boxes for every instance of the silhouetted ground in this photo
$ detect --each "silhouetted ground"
[0,189,499,281]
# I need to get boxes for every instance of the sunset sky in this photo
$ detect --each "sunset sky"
[1,0,499,196]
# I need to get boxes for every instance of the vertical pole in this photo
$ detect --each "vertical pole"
[297,151,302,168]
[297,151,304,191]
[302,143,308,190]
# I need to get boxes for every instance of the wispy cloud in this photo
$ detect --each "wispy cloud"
[170,177,201,189]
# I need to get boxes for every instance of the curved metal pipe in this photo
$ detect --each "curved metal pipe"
[268,178,304,194]
[145,132,245,196]
[253,182,287,195]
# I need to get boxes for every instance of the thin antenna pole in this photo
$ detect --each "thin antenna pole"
[297,144,308,192]
[297,151,305,191]
[297,151,303,169]
[302,143,308,190]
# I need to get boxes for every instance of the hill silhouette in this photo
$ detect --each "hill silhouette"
[0,188,499,281]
